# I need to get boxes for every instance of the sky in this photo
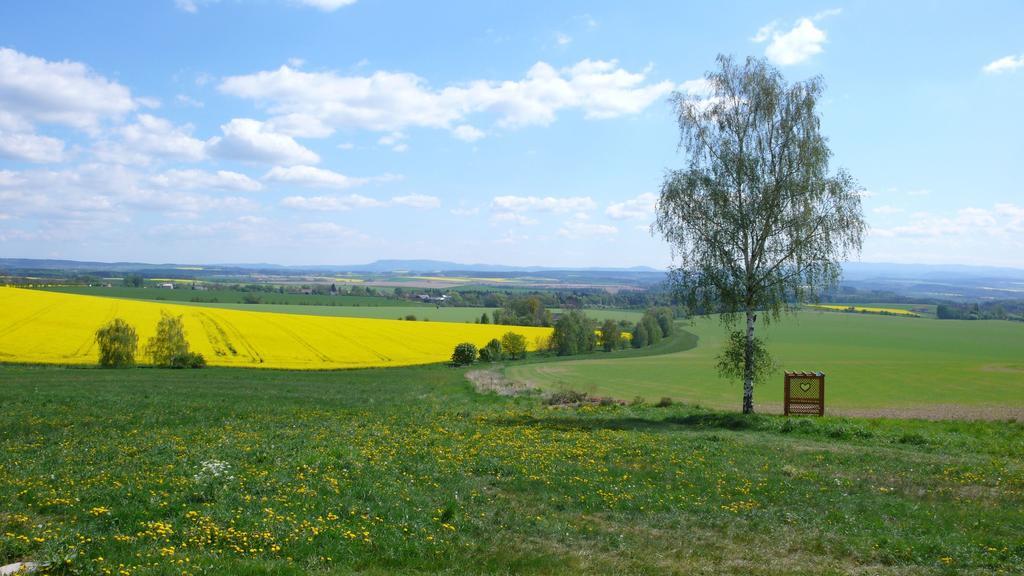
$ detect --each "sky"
[0,1,1022,269]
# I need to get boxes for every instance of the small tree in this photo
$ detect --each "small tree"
[599,319,621,352]
[146,312,190,367]
[717,331,775,388]
[480,312,490,324]
[122,273,144,288]
[479,338,502,362]
[655,55,865,413]
[552,310,596,356]
[501,332,527,360]
[631,321,648,348]
[95,318,138,368]
[451,342,478,366]
[642,314,662,345]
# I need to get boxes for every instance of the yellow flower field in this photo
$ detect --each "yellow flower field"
[0,287,552,369]
[808,304,920,317]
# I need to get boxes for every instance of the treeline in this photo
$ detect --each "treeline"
[545,307,678,356]
[396,287,674,310]
[936,301,1024,321]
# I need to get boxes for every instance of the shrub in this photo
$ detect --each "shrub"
[545,390,589,405]
[501,331,527,360]
[451,342,478,366]
[655,396,673,408]
[168,351,207,369]
[479,338,502,362]
[243,293,262,304]
[146,312,190,368]
[95,318,138,368]
[630,396,646,407]
[405,314,417,321]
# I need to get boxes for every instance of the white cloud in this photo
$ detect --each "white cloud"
[491,195,596,213]
[218,59,674,138]
[281,191,436,211]
[207,118,320,165]
[0,47,135,132]
[0,163,259,223]
[175,94,204,108]
[983,54,1024,74]
[558,221,618,239]
[264,165,367,189]
[391,194,440,209]
[281,194,384,211]
[753,18,828,66]
[149,169,262,192]
[267,112,334,138]
[377,131,409,151]
[556,32,572,46]
[492,212,538,226]
[295,0,357,11]
[0,131,65,163]
[175,0,199,13]
[871,206,1019,239]
[451,124,485,142]
[606,192,657,220]
[109,114,207,163]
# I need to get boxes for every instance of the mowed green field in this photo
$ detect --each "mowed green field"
[124,301,646,324]
[1,365,1022,574]
[506,311,1024,413]
[34,287,646,323]
[38,285,410,307]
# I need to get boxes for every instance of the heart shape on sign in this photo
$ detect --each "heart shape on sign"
[799,381,812,393]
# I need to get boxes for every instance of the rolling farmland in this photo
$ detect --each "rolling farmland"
[0,288,551,369]
[506,312,1024,415]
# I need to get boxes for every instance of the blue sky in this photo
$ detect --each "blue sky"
[0,1,1021,268]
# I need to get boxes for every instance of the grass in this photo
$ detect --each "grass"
[506,311,1024,412]
[0,364,1021,575]
[32,286,647,324]
[36,285,408,307]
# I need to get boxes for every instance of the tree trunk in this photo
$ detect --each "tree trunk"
[742,309,755,414]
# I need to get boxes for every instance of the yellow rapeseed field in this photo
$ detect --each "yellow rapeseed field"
[0,287,552,369]
[808,304,920,317]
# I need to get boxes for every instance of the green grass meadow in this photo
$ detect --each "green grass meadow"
[37,286,409,307]
[506,311,1024,412]
[1,365,1022,575]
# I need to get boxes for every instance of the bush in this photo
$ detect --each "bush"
[545,390,590,405]
[479,338,502,362]
[501,331,527,360]
[146,312,190,368]
[451,342,478,366]
[655,396,673,408]
[168,351,207,369]
[243,293,262,304]
[95,318,138,368]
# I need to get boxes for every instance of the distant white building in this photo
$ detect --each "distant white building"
[159,282,174,289]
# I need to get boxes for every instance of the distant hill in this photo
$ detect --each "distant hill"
[0,258,661,275]
[3,258,1023,300]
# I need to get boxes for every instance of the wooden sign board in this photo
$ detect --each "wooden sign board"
[784,372,825,416]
